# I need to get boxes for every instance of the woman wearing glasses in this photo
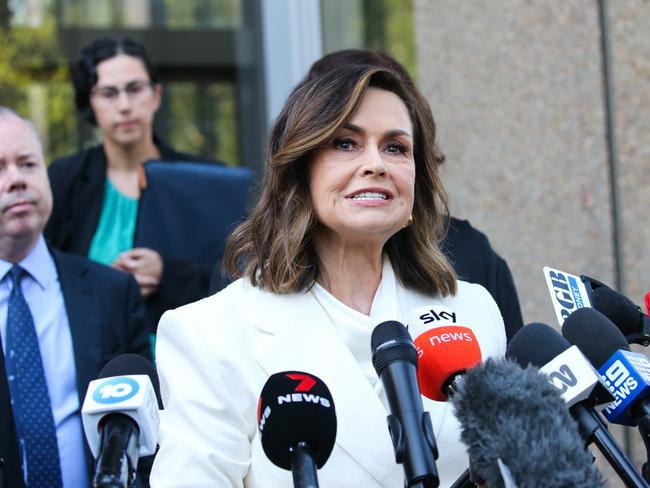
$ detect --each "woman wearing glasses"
[46,37,216,331]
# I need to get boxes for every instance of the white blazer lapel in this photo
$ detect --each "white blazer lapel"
[255,291,402,486]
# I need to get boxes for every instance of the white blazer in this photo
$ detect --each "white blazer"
[150,276,506,488]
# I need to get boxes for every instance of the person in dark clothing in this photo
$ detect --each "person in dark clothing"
[46,38,217,330]
[443,217,523,341]
[300,49,525,340]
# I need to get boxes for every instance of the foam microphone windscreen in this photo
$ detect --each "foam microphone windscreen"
[453,358,604,488]
[258,371,336,470]
[506,323,569,368]
[370,320,417,372]
[562,307,630,368]
[591,286,645,337]
[98,354,162,408]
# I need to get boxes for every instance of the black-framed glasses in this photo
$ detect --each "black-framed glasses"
[91,79,154,103]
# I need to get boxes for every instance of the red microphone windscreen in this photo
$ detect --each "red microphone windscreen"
[414,326,482,401]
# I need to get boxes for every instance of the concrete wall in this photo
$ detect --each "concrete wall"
[414,0,650,479]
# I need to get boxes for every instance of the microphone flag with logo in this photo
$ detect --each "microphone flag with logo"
[562,307,650,426]
[258,371,336,471]
[81,354,160,488]
[406,305,482,401]
[82,354,160,459]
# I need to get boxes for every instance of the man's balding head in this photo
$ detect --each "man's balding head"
[0,108,53,262]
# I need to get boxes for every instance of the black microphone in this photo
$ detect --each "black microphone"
[507,322,648,488]
[371,320,438,488]
[562,307,650,426]
[590,285,650,346]
[258,371,336,488]
[81,354,161,488]
[452,357,604,488]
[563,308,650,482]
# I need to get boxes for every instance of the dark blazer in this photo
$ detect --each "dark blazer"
[442,217,524,342]
[45,137,219,330]
[0,248,151,488]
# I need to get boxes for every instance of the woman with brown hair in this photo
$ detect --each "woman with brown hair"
[151,64,506,487]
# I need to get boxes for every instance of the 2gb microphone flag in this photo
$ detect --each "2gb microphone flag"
[543,266,593,326]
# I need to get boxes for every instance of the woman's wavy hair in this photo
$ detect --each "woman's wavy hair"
[223,64,457,296]
[71,37,158,125]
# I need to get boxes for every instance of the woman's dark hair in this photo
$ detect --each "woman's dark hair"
[223,64,457,297]
[306,49,445,166]
[72,37,158,125]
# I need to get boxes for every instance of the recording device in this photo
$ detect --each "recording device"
[371,320,439,487]
[507,322,613,407]
[258,371,336,488]
[543,266,650,346]
[406,305,482,401]
[81,354,160,488]
[452,358,604,488]
[562,307,650,426]
[508,321,647,488]
[590,285,650,346]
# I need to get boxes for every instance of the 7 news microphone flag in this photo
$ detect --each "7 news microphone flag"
[258,371,336,488]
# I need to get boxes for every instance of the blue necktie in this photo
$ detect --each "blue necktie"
[4,266,63,488]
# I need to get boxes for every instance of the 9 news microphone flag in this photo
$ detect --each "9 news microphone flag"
[507,322,648,488]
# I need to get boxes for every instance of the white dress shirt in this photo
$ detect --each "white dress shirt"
[0,235,89,488]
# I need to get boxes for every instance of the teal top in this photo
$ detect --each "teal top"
[88,179,139,266]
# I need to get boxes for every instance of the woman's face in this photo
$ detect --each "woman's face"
[309,87,415,246]
[89,53,161,149]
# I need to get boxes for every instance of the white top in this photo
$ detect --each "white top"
[310,257,401,387]
[151,261,507,488]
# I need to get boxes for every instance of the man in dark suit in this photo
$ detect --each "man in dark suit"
[0,108,151,487]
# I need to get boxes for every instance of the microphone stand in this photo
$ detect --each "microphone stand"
[291,442,319,488]
[572,404,649,487]
[449,469,476,488]
[636,415,650,483]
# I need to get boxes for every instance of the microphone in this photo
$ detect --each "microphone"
[507,322,647,488]
[371,320,438,487]
[258,371,336,488]
[406,305,482,401]
[81,354,161,488]
[507,323,613,407]
[590,285,650,346]
[562,307,650,426]
[407,306,482,488]
[543,267,650,346]
[452,358,604,488]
